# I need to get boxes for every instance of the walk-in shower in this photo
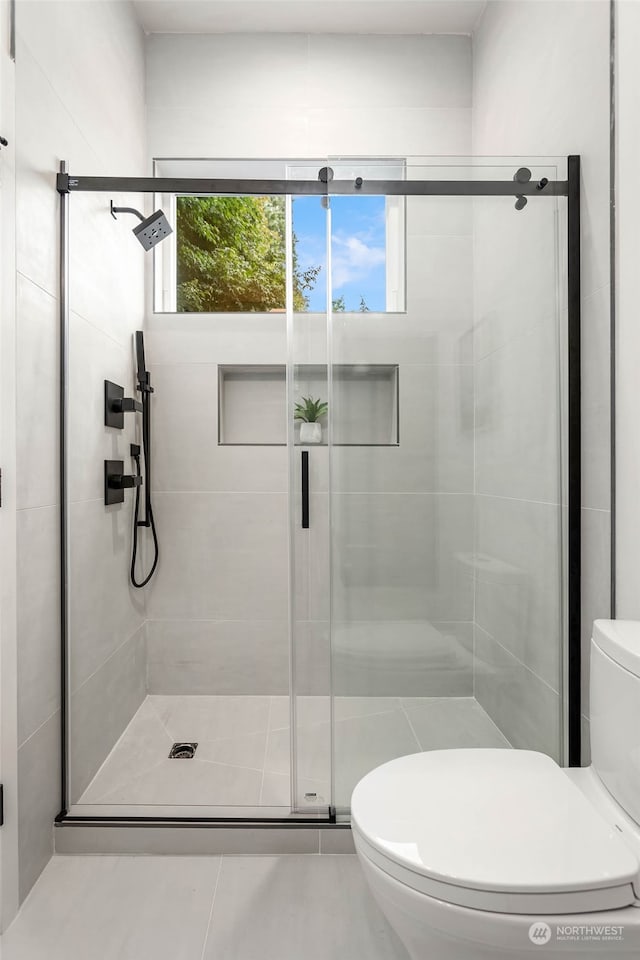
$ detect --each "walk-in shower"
[56,156,580,825]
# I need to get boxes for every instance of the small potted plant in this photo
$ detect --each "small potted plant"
[294,396,328,444]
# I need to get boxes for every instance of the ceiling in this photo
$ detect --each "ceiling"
[133,1,487,36]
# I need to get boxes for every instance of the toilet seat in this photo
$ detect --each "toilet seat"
[352,749,640,915]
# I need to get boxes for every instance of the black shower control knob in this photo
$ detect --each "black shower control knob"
[108,474,143,490]
[112,396,143,415]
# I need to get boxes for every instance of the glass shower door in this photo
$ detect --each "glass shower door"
[327,159,566,814]
[286,167,332,815]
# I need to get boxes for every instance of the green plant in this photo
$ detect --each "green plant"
[175,196,321,313]
[294,396,328,423]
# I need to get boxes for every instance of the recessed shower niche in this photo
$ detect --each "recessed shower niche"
[218,363,399,446]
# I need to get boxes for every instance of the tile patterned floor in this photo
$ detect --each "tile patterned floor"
[77,695,510,809]
[1,855,410,960]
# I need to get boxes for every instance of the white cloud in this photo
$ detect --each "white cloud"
[331,233,385,289]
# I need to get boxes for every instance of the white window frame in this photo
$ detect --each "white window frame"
[152,158,406,314]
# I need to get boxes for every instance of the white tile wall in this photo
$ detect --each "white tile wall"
[472,0,611,757]
[16,505,60,745]
[615,2,640,619]
[146,34,471,157]
[15,0,147,901]
[143,33,475,703]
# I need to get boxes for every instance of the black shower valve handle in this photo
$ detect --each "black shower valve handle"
[105,379,142,429]
[104,459,142,505]
[108,473,143,490]
[111,396,143,414]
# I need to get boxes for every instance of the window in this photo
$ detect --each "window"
[153,159,405,314]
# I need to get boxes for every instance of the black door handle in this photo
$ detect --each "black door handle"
[301,450,309,529]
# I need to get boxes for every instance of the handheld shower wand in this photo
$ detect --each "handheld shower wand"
[130,331,159,587]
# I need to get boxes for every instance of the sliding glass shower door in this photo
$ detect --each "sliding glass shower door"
[286,165,333,814]
[62,157,572,822]
[324,159,567,814]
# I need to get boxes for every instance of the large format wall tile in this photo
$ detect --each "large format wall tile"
[17,506,60,745]
[69,193,145,348]
[331,492,473,622]
[292,621,331,697]
[18,1,145,173]
[147,34,311,113]
[69,497,145,691]
[17,711,60,904]
[307,34,471,109]
[331,364,473,495]
[146,33,471,159]
[16,275,59,510]
[145,492,289,621]
[150,362,288,493]
[70,625,146,803]
[472,196,558,362]
[68,313,138,504]
[474,495,562,692]
[332,620,473,697]
[332,307,472,371]
[303,106,471,159]
[15,0,146,906]
[406,195,473,238]
[474,625,560,759]
[475,321,561,505]
[472,1,611,735]
[15,41,98,297]
[581,285,611,512]
[581,507,611,717]
[161,102,454,164]
[144,314,287,365]
[147,619,289,695]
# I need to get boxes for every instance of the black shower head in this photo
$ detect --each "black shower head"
[110,200,172,251]
[132,210,172,250]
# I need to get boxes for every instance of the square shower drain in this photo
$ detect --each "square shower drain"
[168,742,198,759]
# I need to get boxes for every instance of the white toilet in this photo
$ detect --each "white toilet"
[352,620,640,959]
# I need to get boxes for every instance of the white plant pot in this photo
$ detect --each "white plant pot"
[299,421,322,444]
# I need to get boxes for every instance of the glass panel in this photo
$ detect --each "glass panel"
[67,187,296,817]
[286,164,332,814]
[328,158,566,814]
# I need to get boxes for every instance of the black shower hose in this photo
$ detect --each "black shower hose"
[130,450,159,588]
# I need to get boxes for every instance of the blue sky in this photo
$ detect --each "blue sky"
[293,195,386,312]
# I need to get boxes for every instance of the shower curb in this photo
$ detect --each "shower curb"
[54,823,354,856]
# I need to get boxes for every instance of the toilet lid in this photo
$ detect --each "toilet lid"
[352,749,640,914]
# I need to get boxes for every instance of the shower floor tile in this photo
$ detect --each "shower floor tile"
[76,695,510,811]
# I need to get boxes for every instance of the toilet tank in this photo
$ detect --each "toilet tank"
[590,619,640,826]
